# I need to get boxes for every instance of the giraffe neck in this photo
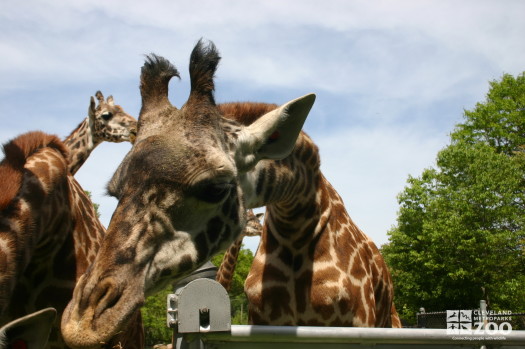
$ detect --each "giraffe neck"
[216,235,243,292]
[219,102,327,242]
[67,176,105,277]
[216,210,262,293]
[246,132,327,244]
[63,117,100,175]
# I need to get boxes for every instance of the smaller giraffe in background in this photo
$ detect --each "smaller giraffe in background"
[64,91,137,175]
[216,210,263,292]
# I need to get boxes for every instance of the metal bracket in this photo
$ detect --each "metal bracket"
[167,278,231,333]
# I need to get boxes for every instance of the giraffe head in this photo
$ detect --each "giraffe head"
[61,40,315,348]
[89,91,137,144]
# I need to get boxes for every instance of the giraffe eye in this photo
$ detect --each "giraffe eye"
[101,112,113,121]
[194,181,235,204]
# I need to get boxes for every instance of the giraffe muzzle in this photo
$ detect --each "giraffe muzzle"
[61,273,144,349]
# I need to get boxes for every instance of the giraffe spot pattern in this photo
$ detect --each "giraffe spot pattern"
[242,129,399,327]
[0,131,118,349]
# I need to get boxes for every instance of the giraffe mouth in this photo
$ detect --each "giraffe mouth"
[129,130,137,144]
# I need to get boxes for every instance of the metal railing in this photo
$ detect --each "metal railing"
[167,276,525,349]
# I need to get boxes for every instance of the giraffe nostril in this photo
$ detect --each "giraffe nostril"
[91,278,122,318]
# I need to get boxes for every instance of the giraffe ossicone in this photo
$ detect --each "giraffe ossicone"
[61,40,315,349]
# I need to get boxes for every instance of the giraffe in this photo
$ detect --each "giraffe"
[215,210,263,292]
[218,102,402,327]
[0,131,143,349]
[61,39,315,349]
[64,91,137,175]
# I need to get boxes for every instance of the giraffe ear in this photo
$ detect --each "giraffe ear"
[236,93,315,170]
[0,308,56,349]
[88,96,96,119]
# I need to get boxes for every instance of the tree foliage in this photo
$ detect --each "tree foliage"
[211,245,254,325]
[383,73,525,323]
[84,190,100,218]
[452,73,525,155]
[141,286,173,345]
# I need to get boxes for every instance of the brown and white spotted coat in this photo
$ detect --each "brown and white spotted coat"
[61,40,315,349]
[218,102,401,328]
[64,91,137,175]
[0,130,142,348]
[0,132,104,349]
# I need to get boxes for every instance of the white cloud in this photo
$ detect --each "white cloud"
[315,124,446,247]
[2,0,523,97]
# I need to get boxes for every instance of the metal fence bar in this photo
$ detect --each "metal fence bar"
[201,325,525,346]
[171,278,525,348]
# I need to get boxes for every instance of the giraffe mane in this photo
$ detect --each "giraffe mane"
[218,102,279,126]
[66,120,86,142]
[0,131,68,210]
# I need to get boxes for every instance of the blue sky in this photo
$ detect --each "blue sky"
[1,0,524,253]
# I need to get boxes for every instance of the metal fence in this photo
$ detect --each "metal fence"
[168,279,525,349]
[417,310,448,329]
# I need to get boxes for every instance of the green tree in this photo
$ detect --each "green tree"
[84,190,100,218]
[452,73,525,155]
[211,245,254,325]
[383,72,525,323]
[142,286,173,345]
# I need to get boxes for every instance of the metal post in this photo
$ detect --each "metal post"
[417,307,426,328]
[240,302,243,324]
[168,262,234,349]
[480,300,488,329]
